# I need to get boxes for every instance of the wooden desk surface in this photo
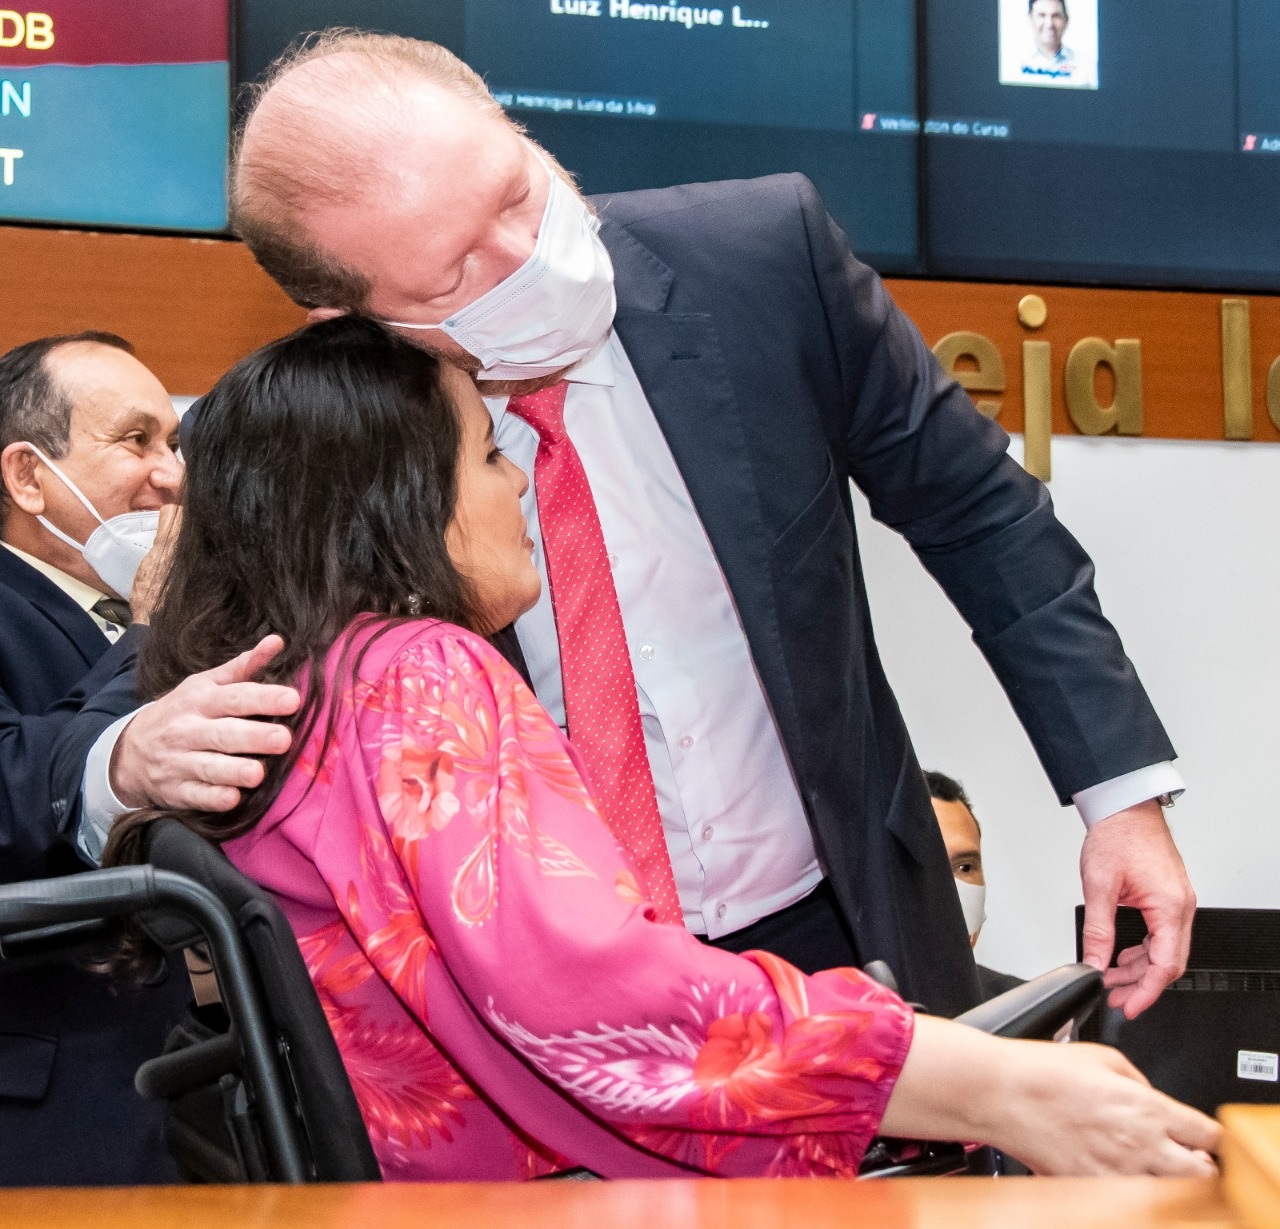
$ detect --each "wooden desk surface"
[0,1177,1242,1229]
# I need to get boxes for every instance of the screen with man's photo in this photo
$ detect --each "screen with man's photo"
[923,0,1280,288]
[998,0,1098,90]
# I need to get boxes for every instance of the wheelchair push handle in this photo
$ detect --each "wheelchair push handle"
[0,866,158,933]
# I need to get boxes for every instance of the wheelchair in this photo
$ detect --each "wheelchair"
[0,818,1102,1183]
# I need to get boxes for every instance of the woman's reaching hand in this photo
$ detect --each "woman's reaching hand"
[881,1014,1221,1177]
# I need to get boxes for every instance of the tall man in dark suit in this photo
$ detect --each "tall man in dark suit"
[57,33,1194,1021]
[0,332,188,1185]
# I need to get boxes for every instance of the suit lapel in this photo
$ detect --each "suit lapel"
[0,547,107,666]
[603,224,804,763]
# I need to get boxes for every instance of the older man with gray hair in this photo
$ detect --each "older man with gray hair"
[0,330,187,1186]
[56,31,1193,1024]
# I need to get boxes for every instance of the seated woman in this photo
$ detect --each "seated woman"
[107,317,1218,1182]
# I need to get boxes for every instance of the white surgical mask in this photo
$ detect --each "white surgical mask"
[23,442,158,599]
[954,877,987,941]
[384,158,617,381]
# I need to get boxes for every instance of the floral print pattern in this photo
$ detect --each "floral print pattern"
[226,620,913,1181]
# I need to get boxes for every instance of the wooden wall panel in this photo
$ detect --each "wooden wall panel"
[0,223,1276,444]
[0,225,305,395]
[885,278,1280,443]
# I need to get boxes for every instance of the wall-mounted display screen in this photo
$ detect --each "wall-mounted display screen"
[15,0,1259,290]
[0,0,230,232]
[238,0,921,273]
[923,0,1280,289]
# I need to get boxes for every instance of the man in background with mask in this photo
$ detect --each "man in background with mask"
[926,771,1023,1001]
[0,331,188,1185]
[56,32,1192,1023]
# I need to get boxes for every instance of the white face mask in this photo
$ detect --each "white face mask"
[954,877,987,942]
[384,158,617,381]
[23,442,158,599]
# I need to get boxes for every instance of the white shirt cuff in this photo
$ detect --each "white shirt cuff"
[1072,762,1186,829]
[76,707,148,864]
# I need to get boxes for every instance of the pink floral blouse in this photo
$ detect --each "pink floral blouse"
[226,620,914,1181]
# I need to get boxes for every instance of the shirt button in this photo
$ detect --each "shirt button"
[701,825,714,842]
[639,644,655,660]
[678,735,694,751]
[608,553,618,569]
[715,902,727,921]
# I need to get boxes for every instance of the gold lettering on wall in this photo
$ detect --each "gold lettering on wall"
[1022,340,1052,482]
[1268,354,1280,434]
[1221,299,1253,440]
[1065,338,1143,436]
[932,331,1005,418]
[911,289,1280,468]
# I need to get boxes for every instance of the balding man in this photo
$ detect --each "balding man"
[57,33,1192,1020]
[0,332,188,1185]
[0,331,181,877]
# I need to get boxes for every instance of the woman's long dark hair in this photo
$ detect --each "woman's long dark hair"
[104,315,483,882]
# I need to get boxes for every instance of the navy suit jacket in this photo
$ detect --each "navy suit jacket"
[589,175,1171,1015]
[0,546,185,1185]
[49,176,1173,1019]
[0,546,141,881]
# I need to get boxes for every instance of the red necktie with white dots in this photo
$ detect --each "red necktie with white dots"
[508,381,683,926]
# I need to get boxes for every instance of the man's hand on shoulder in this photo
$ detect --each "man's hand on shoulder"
[1079,799,1195,1019]
[110,635,300,812]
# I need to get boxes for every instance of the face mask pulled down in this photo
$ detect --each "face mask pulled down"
[23,442,158,598]
[385,160,617,381]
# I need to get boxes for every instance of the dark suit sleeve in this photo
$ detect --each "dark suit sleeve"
[45,636,146,865]
[791,176,1174,802]
[0,628,143,883]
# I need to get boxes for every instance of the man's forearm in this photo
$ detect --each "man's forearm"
[46,659,146,864]
[76,710,145,862]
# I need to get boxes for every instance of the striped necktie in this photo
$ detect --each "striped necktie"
[91,596,132,629]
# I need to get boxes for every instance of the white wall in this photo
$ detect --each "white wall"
[852,434,1280,978]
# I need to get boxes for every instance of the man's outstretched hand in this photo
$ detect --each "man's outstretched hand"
[110,634,300,812]
[1079,799,1196,1019]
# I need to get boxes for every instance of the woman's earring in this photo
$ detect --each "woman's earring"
[405,594,422,615]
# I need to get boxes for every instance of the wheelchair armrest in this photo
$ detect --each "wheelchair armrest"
[0,918,115,962]
[0,867,159,933]
[135,1031,241,1100]
[954,962,1103,1039]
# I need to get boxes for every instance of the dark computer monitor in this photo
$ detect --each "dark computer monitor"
[922,0,1280,290]
[1075,905,1280,1116]
[237,0,922,273]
